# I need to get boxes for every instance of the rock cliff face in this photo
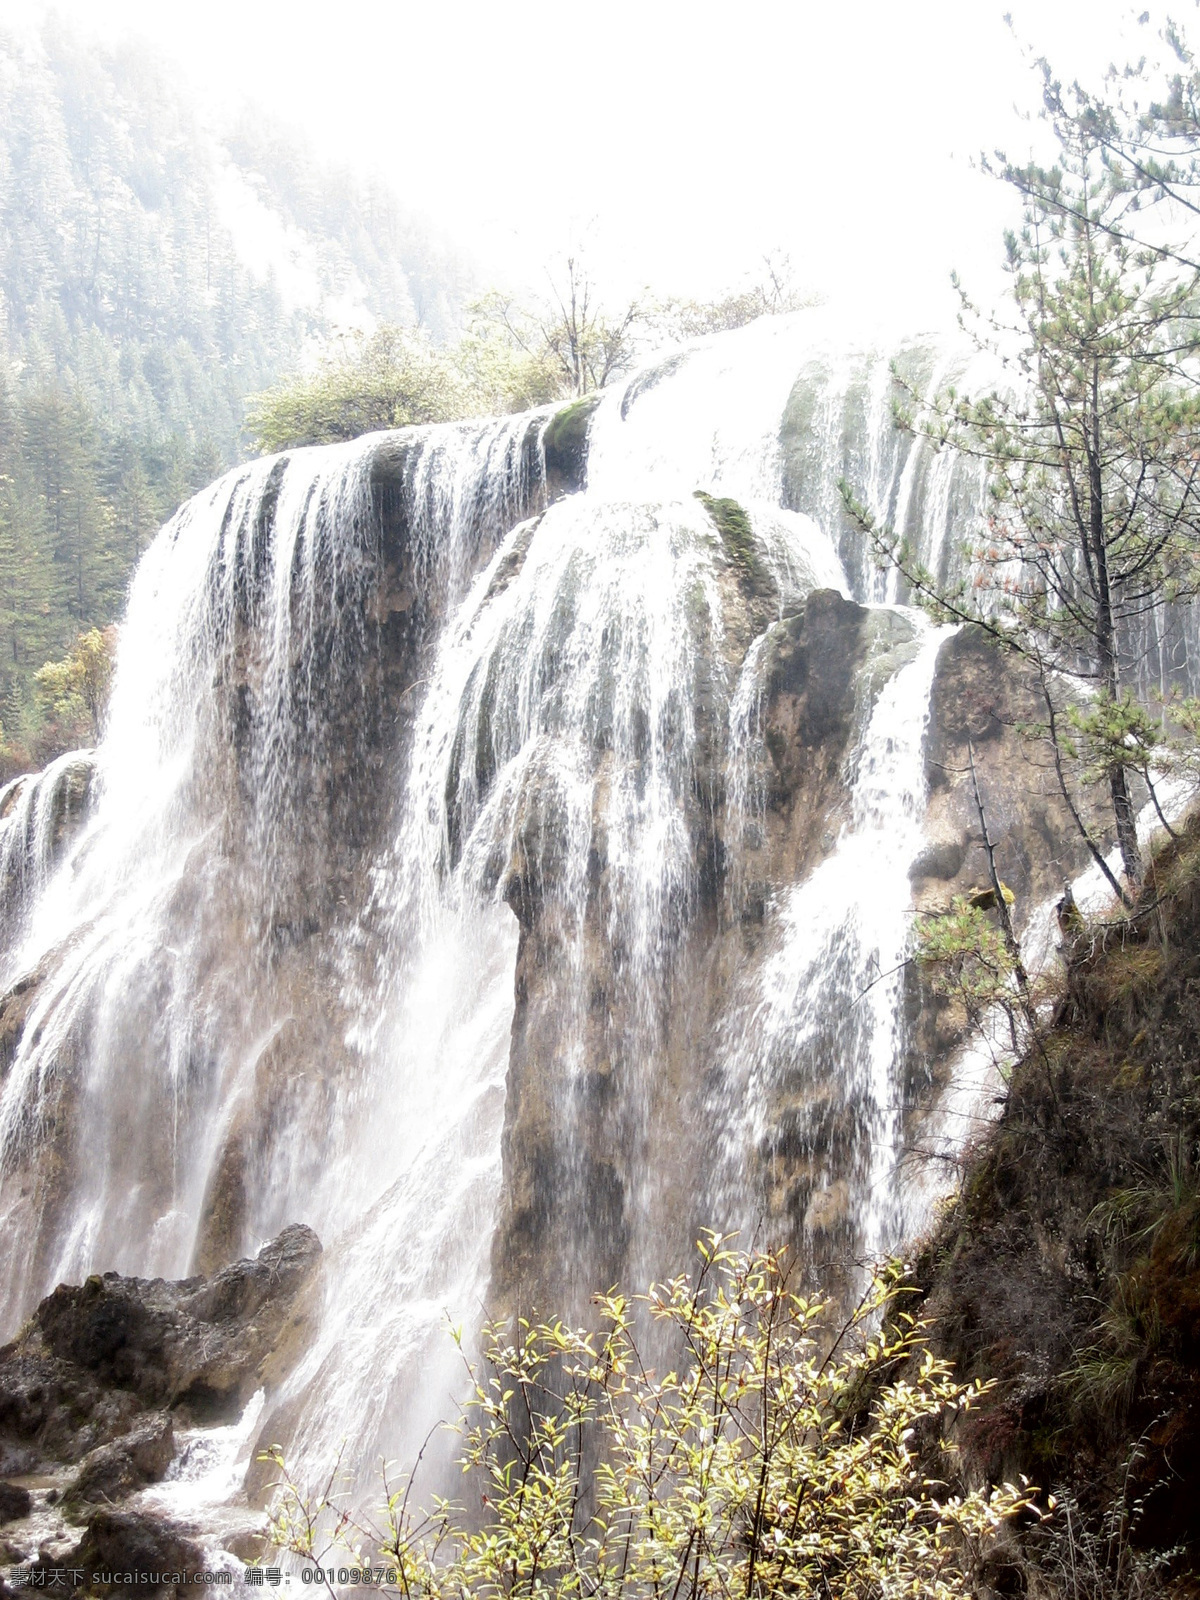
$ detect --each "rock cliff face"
[901,626,1097,1140]
[0,753,96,967]
[911,818,1200,1571]
[1,490,1097,1374]
[917,626,1094,919]
[490,588,867,1311]
[489,593,1095,1317]
[0,415,573,1314]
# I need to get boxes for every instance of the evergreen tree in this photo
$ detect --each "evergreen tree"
[0,375,53,678]
[111,455,156,564]
[844,62,1200,898]
[20,384,113,629]
[0,17,466,769]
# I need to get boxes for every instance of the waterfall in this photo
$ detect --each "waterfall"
[0,751,95,979]
[0,411,545,1481]
[708,616,953,1270]
[0,309,1003,1508]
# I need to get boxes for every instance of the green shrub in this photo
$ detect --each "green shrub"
[262,1239,1035,1598]
[33,625,118,747]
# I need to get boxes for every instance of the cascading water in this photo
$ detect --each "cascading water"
[707,616,953,1272]
[0,308,1012,1518]
[0,751,95,977]
[0,410,546,1483]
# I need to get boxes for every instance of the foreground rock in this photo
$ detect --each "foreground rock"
[0,1226,318,1588]
[37,1510,209,1597]
[60,1415,176,1512]
[0,1223,321,1473]
[0,1483,30,1523]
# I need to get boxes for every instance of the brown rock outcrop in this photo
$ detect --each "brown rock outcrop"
[0,1225,320,1476]
[916,625,1095,919]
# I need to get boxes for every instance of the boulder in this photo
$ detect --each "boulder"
[63,1413,174,1509]
[0,1225,321,1476]
[0,1481,31,1524]
[31,1223,322,1423]
[49,1508,207,1596]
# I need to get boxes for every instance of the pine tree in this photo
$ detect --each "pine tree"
[20,383,113,631]
[119,459,156,563]
[0,373,54,679]
[844,70,1200,899]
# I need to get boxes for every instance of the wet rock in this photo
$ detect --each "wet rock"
[906,623,1098,1071]
[694,491,775,601]
[0,1226,321,1477]
[190,1118,250,1278]
[46,754,95,855]
[0,1482,31,1524]
[0,777,26,821]
[803,1180,852,1237]
[0,1351,144,1464]
[919,624,1094,918]
[52,1508,206,1595]
[542,395,600,495]
[33,1224,322,1423]
[0,753,96,947]
[0,1446,39,1480]
[63,1413,174,1509]
[222,1522,270,1563]
[908,834,966,883]
[760,588,874,848]
[0,969,45,1081]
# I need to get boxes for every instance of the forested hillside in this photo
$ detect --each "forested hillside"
[0,18,466,774]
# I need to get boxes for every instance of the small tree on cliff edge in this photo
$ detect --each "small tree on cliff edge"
[479,254,643,399]
[843,47,1200,900]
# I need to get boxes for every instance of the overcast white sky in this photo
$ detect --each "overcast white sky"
[0,0,1182,327]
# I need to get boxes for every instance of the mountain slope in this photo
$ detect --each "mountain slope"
[0,17,467,772]
[914,817,1200,1584]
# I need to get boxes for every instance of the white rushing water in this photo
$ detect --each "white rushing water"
[0,413,541,1481]
[0,309,1002,1517]
[0,750,95,980]
[706,614,955,1265]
